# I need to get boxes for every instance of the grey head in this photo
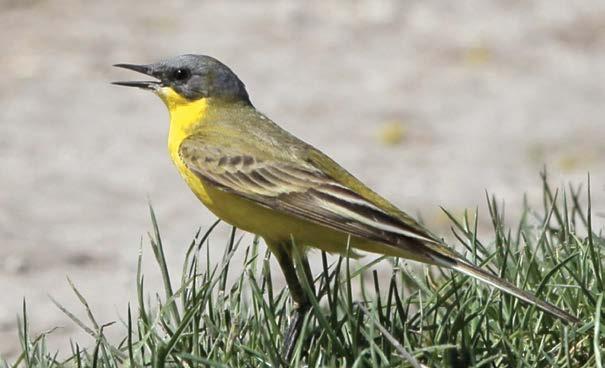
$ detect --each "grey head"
[113,54,251,104]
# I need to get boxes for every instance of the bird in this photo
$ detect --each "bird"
[113,54,579,359]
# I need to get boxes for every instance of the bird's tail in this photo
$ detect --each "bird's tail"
[450,260,580,324]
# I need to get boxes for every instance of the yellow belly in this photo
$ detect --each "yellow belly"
[174,154,350,251]
[172,151,424,260]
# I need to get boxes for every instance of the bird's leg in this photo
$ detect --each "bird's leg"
[298,250,315,296]
[273,245,312,362]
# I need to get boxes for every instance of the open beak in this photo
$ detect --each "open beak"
[112,63,162,90]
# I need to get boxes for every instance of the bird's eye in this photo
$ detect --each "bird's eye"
[172,68,191,81]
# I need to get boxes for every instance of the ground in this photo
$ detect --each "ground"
[0,0,603,359]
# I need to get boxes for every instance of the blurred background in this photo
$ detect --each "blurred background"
[0,0,603,359]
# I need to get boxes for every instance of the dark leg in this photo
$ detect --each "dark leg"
[272,244,311,362]
[299,251,315,296]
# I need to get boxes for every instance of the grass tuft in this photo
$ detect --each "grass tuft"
[5,174,604,367]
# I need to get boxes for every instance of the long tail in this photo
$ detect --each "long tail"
[450,260,580,324]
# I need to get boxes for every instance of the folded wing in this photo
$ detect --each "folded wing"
[179,135,439,250]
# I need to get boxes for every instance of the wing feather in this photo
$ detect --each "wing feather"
[179,136,438,248]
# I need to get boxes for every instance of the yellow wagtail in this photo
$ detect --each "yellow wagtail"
[113,54,579,357]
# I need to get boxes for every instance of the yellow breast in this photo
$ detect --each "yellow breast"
[157,87,214,205]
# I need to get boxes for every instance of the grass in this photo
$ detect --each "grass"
[4,172,604,367]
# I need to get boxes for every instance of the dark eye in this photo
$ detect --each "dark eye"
[172,68,190,81]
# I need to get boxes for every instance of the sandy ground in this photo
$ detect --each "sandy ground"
[0,0,604,359]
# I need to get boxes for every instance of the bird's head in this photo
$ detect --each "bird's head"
[113,54,250,106]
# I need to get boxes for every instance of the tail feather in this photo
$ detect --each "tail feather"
[450,260,580,324]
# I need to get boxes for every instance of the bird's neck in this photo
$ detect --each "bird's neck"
[157,87,210,135]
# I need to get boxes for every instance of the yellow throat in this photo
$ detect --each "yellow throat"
[157,87,209,131]
[156,87,209,154]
